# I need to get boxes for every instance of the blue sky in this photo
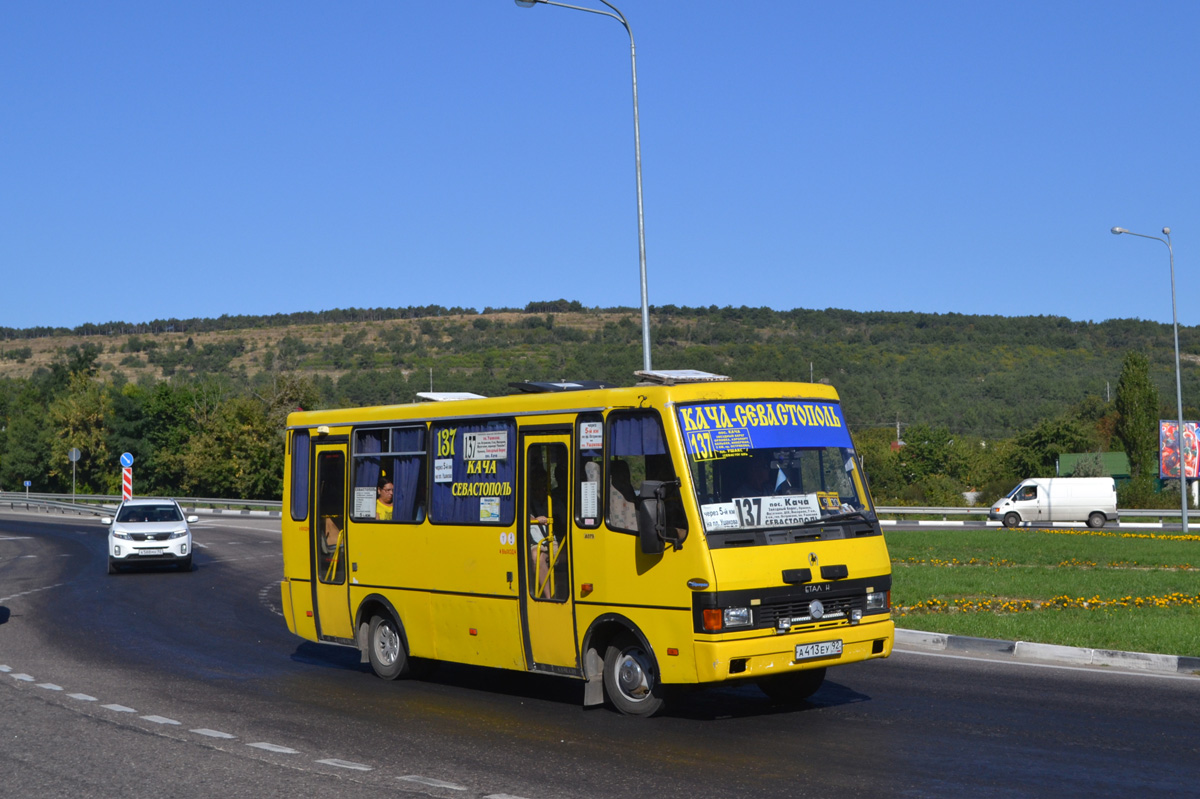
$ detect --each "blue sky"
[3,1,1198,330]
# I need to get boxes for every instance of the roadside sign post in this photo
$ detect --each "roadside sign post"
[24,480,30,498]
[120,452,134,501]
[68,448,81,503]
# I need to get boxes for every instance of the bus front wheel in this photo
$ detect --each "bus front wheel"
[603,637,664,717]
[367,614,409,681]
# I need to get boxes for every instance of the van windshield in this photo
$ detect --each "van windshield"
[676,400,875,534]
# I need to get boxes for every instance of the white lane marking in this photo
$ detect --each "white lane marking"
[68,693,97,701]
[485,795,536,799]
[398,776,467,790]
[894,648,1200,682]
[37,683,63,691]
[317,759,373,771]
[12,673,35,682]
[193,542,210,549]
[247,742,299,754]
[141,715,181,725]
[102,704,137,713]
[191,728,237,739]
[1,582,66,602]
[0,665,11,672]
[0,536,33,541]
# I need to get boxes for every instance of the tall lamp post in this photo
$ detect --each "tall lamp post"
[1111,226,1187,533]
[514,0,653,371]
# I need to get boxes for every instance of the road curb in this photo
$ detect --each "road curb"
[895,628,1200,676]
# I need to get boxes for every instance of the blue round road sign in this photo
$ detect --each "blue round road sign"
[120,452,134,468]
[24,480,31,487]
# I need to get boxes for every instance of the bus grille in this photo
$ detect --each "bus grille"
[757,596,861,627]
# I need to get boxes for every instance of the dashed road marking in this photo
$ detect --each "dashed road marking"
[318,758,373,771]
[12,673,35,682]
[247,742,299,754]
[37,683,63,691]
[1,582,67,602]
[191,728,236,739]
[142,715,181,725]
[102,703,136,713]
[68,693,97,701]
[399,775,467,790]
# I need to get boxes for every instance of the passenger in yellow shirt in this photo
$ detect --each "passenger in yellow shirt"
[376,479,394,521]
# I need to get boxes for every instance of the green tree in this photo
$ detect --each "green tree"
[1114,351,1160,479]
[1006,416,1093,478]
[48,373,113,492]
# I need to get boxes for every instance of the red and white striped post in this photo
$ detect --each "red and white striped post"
[120,452,134,500]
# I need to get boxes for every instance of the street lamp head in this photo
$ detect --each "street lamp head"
[1111,227,1128,235]
[1163,227,1171,236]
[514,0,539,7]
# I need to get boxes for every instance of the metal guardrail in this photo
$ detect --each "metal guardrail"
[877,506,1183,520]
[0,493,1180,523]
[0,491,282,518]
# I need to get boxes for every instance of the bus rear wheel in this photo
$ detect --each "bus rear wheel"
[757,667,826,704]
[603,637,664,717]
[367,614,409,681]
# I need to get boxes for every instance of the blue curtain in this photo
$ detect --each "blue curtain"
[354,430,385,518]
[611,413,666,456]
[291,431,310,520]
[431,420,516,525]
[392,427,426,522]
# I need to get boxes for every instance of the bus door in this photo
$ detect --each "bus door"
[312,441,353,642]
[520,434,579,673]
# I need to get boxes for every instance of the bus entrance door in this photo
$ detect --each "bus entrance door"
[521,435,579,673]
[311,443,353,642]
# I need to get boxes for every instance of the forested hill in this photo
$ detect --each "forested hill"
[2,301,1197,440]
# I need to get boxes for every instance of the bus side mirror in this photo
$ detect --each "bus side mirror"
[636,480,686,554]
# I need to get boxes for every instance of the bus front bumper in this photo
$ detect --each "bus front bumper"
[693,617,894,683]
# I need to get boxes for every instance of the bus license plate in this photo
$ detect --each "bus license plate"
[795,640,842,661]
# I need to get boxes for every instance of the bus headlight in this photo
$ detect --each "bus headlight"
[723,607,751,627]
[866,591,889,611]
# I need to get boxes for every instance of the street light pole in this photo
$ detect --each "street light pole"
[1111,226,1187,533]
[514,0,653,371]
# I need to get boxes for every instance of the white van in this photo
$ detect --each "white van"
[988,477,1118,529]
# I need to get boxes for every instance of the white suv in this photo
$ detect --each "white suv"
[104,499,197,573]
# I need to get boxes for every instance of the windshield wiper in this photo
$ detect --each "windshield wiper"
[801,508,874,526]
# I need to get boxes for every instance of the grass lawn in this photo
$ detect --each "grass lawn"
[885,526,1200,657]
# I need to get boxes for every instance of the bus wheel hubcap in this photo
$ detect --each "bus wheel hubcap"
[617,650,651,700]
[376,625,400,666]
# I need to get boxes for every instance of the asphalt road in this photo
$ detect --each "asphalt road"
[2,509,1198,799]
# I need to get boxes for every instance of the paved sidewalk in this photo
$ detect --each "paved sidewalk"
[896,627,1200,675]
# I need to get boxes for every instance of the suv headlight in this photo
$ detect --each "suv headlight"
[112,530,132,540]
[168,529,188,539]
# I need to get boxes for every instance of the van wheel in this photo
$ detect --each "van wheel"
[367,614,409,680]
[1003,512,1021,529]
[1087,512,1106,529]
[603,636,664,717]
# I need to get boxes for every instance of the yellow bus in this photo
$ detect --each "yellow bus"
[280,371,893,716]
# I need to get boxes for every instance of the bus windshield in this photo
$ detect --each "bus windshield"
[677,399,874,533]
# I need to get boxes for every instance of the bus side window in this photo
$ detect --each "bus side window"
[606,411,689,536]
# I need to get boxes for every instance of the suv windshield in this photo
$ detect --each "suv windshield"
[677,400,874,533]
[117,504,183,523]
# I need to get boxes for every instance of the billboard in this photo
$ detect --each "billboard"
[1159,420,1199,480]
